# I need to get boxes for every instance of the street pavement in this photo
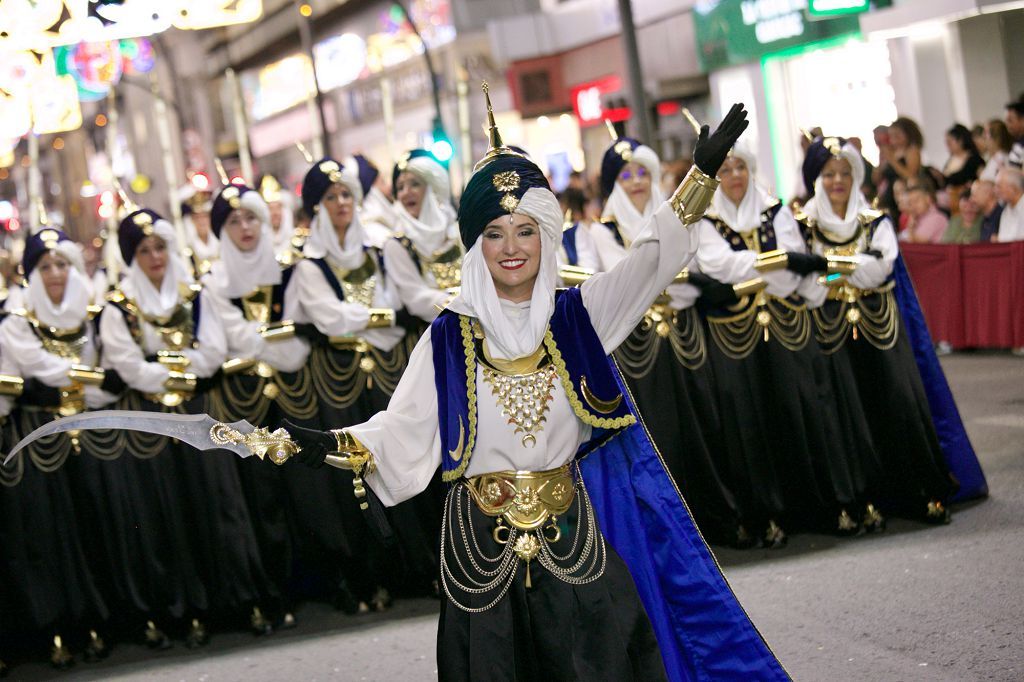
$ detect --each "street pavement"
[9,351,1023,681]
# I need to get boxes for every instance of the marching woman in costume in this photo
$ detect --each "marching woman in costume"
[283,93,789,681]
[180,184,219,277]
[349,154,398,246]
[204,183,313,629]
[589,129,743,546]
[257,174,301,263]
[796,137,959,522]
[99,207,274,644]
[0,228,113,668]
[694,145,865,541]
[283,158,407,611]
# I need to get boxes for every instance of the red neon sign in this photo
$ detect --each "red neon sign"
[570,75,630,127]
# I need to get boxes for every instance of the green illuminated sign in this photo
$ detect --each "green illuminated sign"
[693,0,888,72]
[808,0,871,16]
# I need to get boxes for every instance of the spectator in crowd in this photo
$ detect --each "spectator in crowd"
[877,116,924,220]
[942,124,985,213]
[893,177,911,233]
[942,191,982,244]
[971,124,986,154]
[971,179,1003,242]
[980,119,1013,181]
[1006,98,1024,167]
[900,181,948,244]
[995,167,1024,242]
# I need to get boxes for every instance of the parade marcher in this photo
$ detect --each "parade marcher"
[283,157,408,612]
[0,228,115,669]
[587,129,743,546]
[796,137,960,522]
[180,183,218,276]
[695,144,866,542]
[257,174,300,263]
[204,182,312,628]
[99,207,274,644]
[349,154,397,245]
[383,149,461,323]
[280,94,789,681]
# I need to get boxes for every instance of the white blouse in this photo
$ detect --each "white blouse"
[557,222,601,272]
[694,205,803,299]
[349,202,696,506]
[284,256,405,352]
[205,284,310,373]
[99,290,227,394]
[797,216,899,308]
[0,315,116,417]
[381,238,454,323]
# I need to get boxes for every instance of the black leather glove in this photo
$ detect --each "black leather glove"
[20,378,61,408]
[395,307,420,333]
[785,252,828,275]
[281,419,333,468]
[688,272,740,308]
[693,103,750,177]
[194,369,224,394]
[295,323,326,345]
[100,369,127,395]
[865,249,882,259]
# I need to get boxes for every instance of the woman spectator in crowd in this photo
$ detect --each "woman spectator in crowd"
[878,117,925,220]
[901,181,948,244]
[942,190,982,244]
[941,124,984,212]
[980,119,1013,181]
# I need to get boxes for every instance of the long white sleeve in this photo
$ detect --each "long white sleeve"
[181,290,227,378]
[99,306,170,394]
[0,316,73,387]
[695,216,801,297]
[347,331,442,506]
[382,239,448,323]
[580,202,699,353]
[848,219,897,290]
[571,223,601,271]
[207,287,310,373]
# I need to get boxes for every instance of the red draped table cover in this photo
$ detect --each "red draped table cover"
[900,242,1024,349]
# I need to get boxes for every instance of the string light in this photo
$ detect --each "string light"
[299,3,313,17]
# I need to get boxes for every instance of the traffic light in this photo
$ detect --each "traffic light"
[430,117,453,164]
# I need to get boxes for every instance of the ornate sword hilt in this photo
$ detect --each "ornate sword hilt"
[209,424,301,465]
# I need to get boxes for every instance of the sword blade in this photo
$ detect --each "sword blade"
[2,410,257,466]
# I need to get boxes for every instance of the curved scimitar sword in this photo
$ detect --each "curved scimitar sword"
[2,410,300,467]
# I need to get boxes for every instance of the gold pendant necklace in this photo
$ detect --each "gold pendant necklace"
[478,330,556,448]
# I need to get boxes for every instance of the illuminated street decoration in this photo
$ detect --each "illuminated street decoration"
[31,74,83,134]
[53,38,155,102]
[0,1,263,52]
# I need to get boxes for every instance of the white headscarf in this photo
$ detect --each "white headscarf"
[302,164,368,270]
[602,144,665,244]
[447,188,562,361]
[710,143,768,232]
[801,141,869,240]
[26,241,92,330]
[122,219,193,318]
[184,214,220,262]
[361,185,398,230]
[271,194,295,256]
[393,155,457,255]
[207,191,281,299]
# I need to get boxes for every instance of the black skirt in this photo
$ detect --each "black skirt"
[437,481,666,682]
[0,410,108,635]
[614,307,742,544]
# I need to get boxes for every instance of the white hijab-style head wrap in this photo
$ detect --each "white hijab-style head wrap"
[603,143,666,244]
[447,187,562,361]
[26,239,92,330]
[710,142,770,232]
[802,141,869,240]
[393,154,458,255]
[122,218,193,318]
[207,190,281,299]
[303,163,368,270]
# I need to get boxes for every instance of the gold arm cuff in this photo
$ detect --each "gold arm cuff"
[754,249,789,272]
[827,256,859,275]
[558,265,596,287]
[326,429,376,508]
[164,371,197,393]
[670,166,720,226]
[366,308,395,329]
[157,350,191,371]
[733,278,768,298]
[222,357,259,375]
[68,364,105,386]
[674,268,690,284]
[0,374,24,397]
[261,320,296,341]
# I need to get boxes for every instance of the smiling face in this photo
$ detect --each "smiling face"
[224,208,262,252]
[717,155,750,206]
[135,235,169,288]
[480,213,542,303]
[616,161,652,213]
[321,183,355,236]
[396,171,427,219]
[37,251,71,305]
[820,156,854,216]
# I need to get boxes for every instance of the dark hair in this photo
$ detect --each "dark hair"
[987,119,1013,153]
[946,123,979,156]
[890,117,924,147]
[1005,100,1024,117]
[906,172,937,196]
[971,124,985,138]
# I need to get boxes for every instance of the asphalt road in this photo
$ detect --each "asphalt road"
[7,351,1023,681]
